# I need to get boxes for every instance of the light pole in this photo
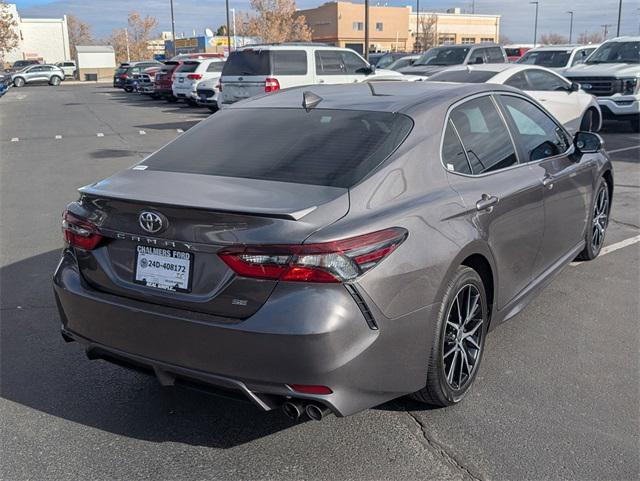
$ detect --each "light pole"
[616,0,622,37]
[364,0,370,60]
[225,0,232,55]
[169,0,176,57]
[415,0,420,52]
[567,11,574,43]
[530,1,539,47]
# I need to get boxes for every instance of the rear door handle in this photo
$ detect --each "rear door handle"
[476,195,499,211]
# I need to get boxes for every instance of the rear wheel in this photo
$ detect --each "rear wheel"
[208,104,219,113]
[576,177,610,261]
[49,76,61,86]
[411,266,488,406]
[13,77,24,87]
[124,86,133,93]
[579,108,598,132]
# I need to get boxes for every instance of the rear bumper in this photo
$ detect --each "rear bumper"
[53,249,436,416]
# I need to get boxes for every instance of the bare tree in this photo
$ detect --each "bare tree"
[107,12,158,64]
[0,1,19,65]
[539,33,569,45]
[577,32,604,44]
[415,14,437,52]
[67,15,94,59]
[242,0,311,44]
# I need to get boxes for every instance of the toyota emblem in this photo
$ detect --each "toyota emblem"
[138,211,165,234]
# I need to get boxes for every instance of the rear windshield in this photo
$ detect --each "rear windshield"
[177,62,200,73]
[144,108,413,188]
[429,70,497,83]
[115,67,127,75]
[517,50,571,67]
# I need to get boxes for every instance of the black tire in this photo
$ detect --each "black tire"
[124,86,133,93]
[166,95,178,103]
[579,108,597,132]
[629,118,640,133]
[411,266,488,407]
[150,93,160,100]
[187,99,198,107]
[208,105,219,113]
[13,77,24,87]
[49,76,61,86]
[576,176,610,261]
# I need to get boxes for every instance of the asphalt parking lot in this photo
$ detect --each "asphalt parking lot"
[1,84,638,481]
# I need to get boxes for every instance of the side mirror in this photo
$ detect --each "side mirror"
[574,131,603,154]
[365,63,376,75]
[474,56,484,64]
[569,81,580,92]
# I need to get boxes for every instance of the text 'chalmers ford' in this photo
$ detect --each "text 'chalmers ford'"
[54,82,612,420]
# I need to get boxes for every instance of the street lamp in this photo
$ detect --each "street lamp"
[169,0,176,57]
[530,1,539,47]
[567,11,574,43]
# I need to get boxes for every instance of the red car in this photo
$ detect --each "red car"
[504,46,532,63]
[154,54,225,102]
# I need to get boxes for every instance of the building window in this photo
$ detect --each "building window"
[376,22,383,31]
[481,37,494,43]
[353,22,363,31]
[461,37,476,44]
[439,35,455,45]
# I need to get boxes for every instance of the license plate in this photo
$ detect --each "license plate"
[179,77,184,83]
[134,245,192,292]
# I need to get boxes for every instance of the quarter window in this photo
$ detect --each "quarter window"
[442,120,471,174]
[499,95,570,162]
[449,96,518,174]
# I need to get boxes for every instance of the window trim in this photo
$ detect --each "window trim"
[439,92,522,178]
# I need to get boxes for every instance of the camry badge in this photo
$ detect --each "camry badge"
[139,211,165,234]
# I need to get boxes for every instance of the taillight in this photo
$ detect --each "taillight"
[119,73,128,79]
[187,73,202,80]
[62,210,102,250]
[218,227,407,283]
[264,77,280,93]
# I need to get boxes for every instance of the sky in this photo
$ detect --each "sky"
[13,0,640,43]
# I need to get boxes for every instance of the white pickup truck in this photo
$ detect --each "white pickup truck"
[564,37,640,132]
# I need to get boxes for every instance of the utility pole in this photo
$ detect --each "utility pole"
[601,23,612,40]
[415,0,420,52]
[231,8,237,50]
[169,0,176,57]
[225,0,232,55]
[364,0,370,60]
[472,0,476,14]
[124,28,130,62]
[530,1,539,47]
[616,0,622,37]
[567,11,574,43]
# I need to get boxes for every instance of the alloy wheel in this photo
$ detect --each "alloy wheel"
[591,185,609,252]
[442,284,484,391]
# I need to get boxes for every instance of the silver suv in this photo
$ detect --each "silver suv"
[12,64,65,87]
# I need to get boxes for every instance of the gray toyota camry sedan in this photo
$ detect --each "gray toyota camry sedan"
[54,82,613,420]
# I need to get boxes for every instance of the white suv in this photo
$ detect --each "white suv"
[564,37,640,132]
[172,58,225,104]
[218,44,402,107]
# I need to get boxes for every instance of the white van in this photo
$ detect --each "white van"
[218,44,402,107]
[172,58,226,104]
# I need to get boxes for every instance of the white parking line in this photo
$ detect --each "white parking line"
[571,235,640,266]
[607,145,640,155]
[10,137,19,142]
[139,130,146,135]
[55,135,62,140]
[96,133,104,137]
[176,129,184,133]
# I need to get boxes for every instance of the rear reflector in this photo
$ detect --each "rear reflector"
[218,227,407,283]
[62,210,102,250]
[289,384,333,395]
[264,77,280,93]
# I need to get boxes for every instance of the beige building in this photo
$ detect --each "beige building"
[297,3,500,54]
[297,2,411,54]
[410,7,500,50]
[3,3,71,65]
[76,45,116,82]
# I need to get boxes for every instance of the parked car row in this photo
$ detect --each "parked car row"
[115,37,639,133]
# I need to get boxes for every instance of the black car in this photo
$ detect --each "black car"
[113,61,162,90]
[5,59,40,74]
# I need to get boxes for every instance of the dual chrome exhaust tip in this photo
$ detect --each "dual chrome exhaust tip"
[282,399,331,421]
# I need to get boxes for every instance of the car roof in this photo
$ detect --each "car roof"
[237,44,359,53]
[527,44,598,52]
[434,63,560,76]
[228,81,518,115]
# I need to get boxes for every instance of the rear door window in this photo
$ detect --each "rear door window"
[340,51,369,74]
[144,108,413,188]
[315,51,345,75]
[449,96,518,174]
[271,50,307,75]
[222,50,270,76]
